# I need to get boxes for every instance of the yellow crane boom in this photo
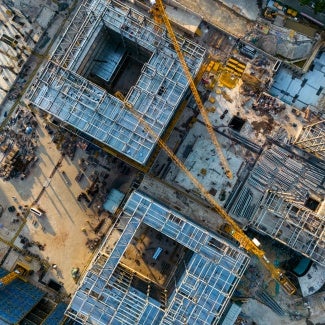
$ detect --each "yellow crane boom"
[124,100,296,295]
[120,1,297,294]
[0,270,20,288]
[150,0,233,179]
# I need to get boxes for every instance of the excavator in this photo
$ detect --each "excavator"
[119,0,297,295]
[0,263,30,289]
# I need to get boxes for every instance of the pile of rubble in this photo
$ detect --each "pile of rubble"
[0,106,39,180]
[85,237,101,251]
[252,92,286,115]
[50,130,77,160]
[19,235,46,251]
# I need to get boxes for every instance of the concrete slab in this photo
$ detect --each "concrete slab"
[270,52,325,109]
[174,0,253,37]
[35,6,56,29]
[140,174,225,231]
[218,0,260,21]
[298,263,325,297]
[165,4,202,35]
[166,121,245,205]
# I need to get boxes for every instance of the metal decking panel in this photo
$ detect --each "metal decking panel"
[0,269,45,325]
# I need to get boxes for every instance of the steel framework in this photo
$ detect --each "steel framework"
[27,0,205,165]
[66,191,249,325]
[250,191,325,265]
[229,143,325,264]
[294,120,325,159]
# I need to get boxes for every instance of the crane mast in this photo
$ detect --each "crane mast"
[150,0,233,179]
[122,0,297,295]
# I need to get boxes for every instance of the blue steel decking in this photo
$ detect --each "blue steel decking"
[0,269,44,325]
[43,302,67,325]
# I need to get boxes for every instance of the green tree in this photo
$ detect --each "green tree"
[299,0,311,5]
[314,0,325,13]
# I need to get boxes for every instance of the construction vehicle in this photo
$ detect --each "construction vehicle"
[120,0,297,295]
[150,1,233,179]
[274,1,286,11]
[264,8,278,20]
[0,263,30,289]
[286,8,298,18]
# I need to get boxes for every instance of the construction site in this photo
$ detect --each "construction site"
[66,190,250,324]
[0,0,324,324]
[27,0,205,167]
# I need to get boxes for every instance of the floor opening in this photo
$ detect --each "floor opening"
[82,27,152,97]
[229,116,246,131]
[305,196,320,211]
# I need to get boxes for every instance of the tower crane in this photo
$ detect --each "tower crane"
[123,100,296,295]
[117,0,297,295]
[150,0,233,179]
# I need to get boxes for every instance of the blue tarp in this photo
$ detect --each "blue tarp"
[0,268,44,324]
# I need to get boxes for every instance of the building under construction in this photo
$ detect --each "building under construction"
[294,120,325,160]
[27,0,205,168]
[229,142,325,266]
[66,190,250,324]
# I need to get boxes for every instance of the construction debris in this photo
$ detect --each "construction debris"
[0,106,39,180]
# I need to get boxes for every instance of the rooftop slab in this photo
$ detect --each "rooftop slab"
[298,262,325,297]
[165,4,202,35]
[173,0,253,38]
[270,51,325,110]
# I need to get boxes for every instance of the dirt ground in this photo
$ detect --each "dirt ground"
[0,109,137,295]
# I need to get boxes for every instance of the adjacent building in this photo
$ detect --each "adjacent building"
[229,142,325,266]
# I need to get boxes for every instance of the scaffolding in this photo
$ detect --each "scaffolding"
[230,144,325,217]
[27,0,205,165]
[250,191,325,265]
[294,120,325,159]
[229,143,325,263]
[66,191,249,325]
